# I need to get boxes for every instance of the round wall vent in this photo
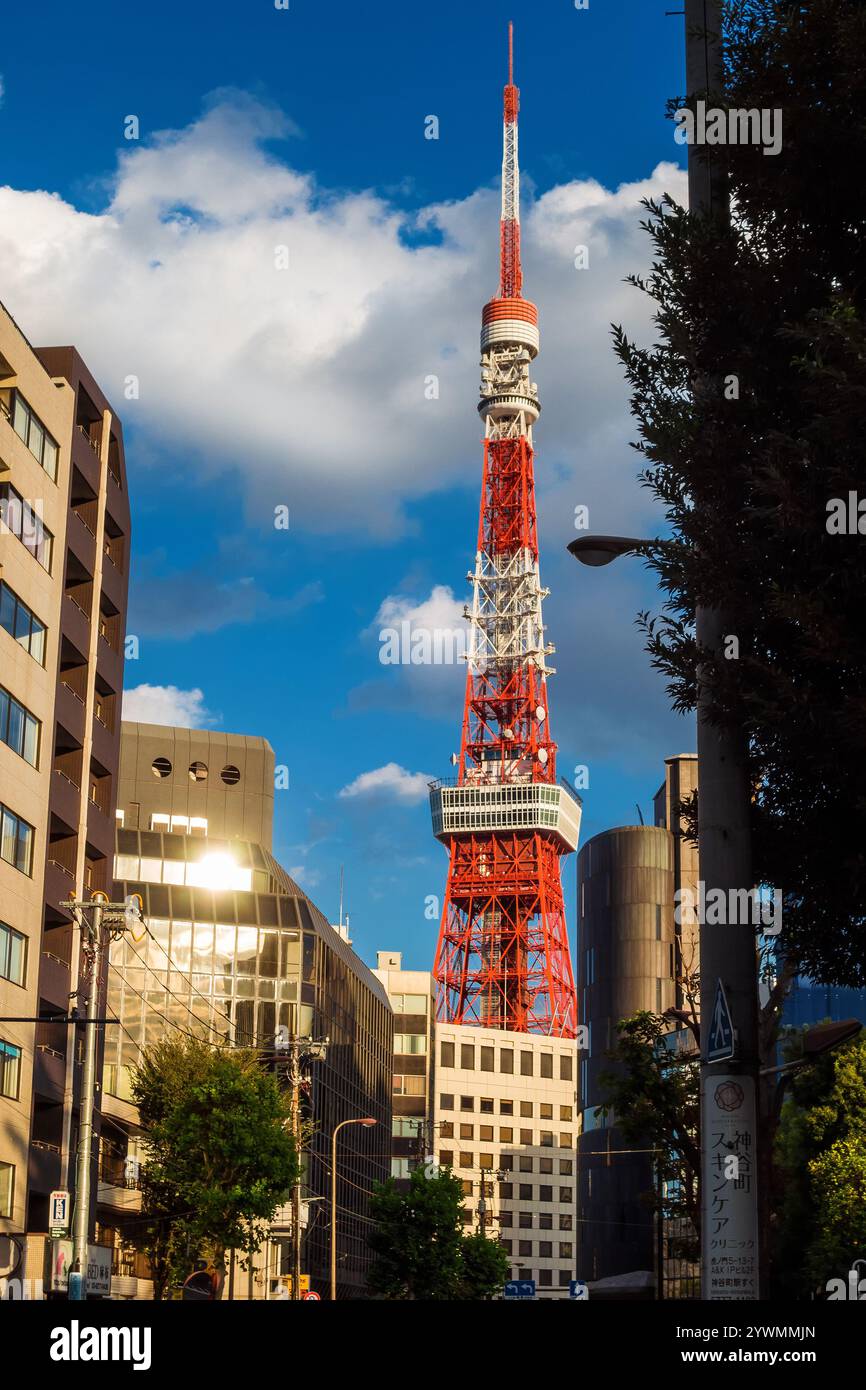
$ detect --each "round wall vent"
[189,761,208,782]
[151,757,172,779]
[220,764,241,786]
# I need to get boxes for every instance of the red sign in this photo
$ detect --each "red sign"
[302,1291,321,1301]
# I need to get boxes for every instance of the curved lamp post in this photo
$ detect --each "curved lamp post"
[330,1117,377,1301]
[567,534,648,567]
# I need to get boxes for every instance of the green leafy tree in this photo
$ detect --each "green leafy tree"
[597,1011,700,1246]
[131,1037,299,1295]
[613,0,866,985]
[459,1230,511,1300]
[774,1033,866,1296]
[368,1166,508,1300]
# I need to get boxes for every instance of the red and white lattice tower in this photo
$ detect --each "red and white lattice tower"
[430,23,580,1038]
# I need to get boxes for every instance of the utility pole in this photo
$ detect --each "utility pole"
[274,1033,327,1300]
[65,892,144,1301]
[684,0,762,1300]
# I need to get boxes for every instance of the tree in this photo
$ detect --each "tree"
[368,1166,508,1300]
[613,0,866,985]
[459,1230,511,1301]
[130,1037,299,1296]
[597,1011,700,1247]
[773,1032,866,1297]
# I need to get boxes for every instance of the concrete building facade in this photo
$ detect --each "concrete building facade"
[373,951,435,1188]
[434,1022,577,1297]
[0,300,130,1272]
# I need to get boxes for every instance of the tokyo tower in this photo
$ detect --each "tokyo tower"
[430,23,580,1038]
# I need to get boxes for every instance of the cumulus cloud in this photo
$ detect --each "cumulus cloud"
[0,91,686,538]
[122,683,215,727]
[338,762,432,803]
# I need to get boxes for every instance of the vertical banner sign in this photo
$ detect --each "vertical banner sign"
[701,1073,759,1299]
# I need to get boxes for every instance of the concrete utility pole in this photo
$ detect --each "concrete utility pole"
[274,1034,327,1300]
[684,0,762,1301]
[66,892,144,1301]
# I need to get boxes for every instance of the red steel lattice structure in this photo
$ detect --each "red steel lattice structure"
[430,24,580,1038]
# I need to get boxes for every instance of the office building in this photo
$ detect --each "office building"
[100,721,393,1299]
[434,1023,576,1297]
[373,951,435,1187]
[0,300,129,1273]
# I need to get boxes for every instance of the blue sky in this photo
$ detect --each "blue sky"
[0,0,693,969]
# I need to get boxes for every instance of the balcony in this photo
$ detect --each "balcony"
[34,1045,67,1103]
[50,766,82,829]
[39,947,72,1012]
[29,1139,62,1194]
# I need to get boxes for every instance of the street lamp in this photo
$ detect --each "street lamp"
[567,535,647,567]
[330,1117,377,1301]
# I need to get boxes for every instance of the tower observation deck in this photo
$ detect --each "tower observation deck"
[430,23,580,1038]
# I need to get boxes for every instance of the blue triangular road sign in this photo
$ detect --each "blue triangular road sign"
[707,978,736,1062]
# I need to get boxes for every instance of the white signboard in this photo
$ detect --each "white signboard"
[50,1241,113,1297]
[49,1190,69,1235]
[702,1073,758,1299]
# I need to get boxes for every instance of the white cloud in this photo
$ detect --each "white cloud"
[338,762,432,804]
[0,91,686,537]
[372,584,465,639]
[122,683,214,728]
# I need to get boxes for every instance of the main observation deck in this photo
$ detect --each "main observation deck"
[429,776,582,853]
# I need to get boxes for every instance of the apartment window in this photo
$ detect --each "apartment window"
[540,1131,553,1147]
[560,1105,573,1122]
[390,1158,416,1179]
[539,1157,553,1174]
[0,803,34,875]
[540,1103,553,1120]
[0,1040,22,1099]
[560,1159,573,1176]
[439,1150,454,1168]
[479,1153,494,1171]
[500,1048,513,1074]
[392,1117,423,1137]
[0,484,53,570]
[519,1184,533,1201]
[518,1212,532,1229]
[559,1132,571,1147]
[499,1212,513,1229]
[539,1213,553,1230]
[439,1093,454,1110]
[11,390,58,480]
[559,1214,573,1230]
[560,1187,573,1203]
[560,1053,573,1082]
[392,1075,425,1096]
[479,1125,493,1142]
[538,1269,552,1288]
[394,1033,427,1055]
[500,1240,512,1255]
[479,1097,494,1114]
[559,1270,572,1288]
[560,1242,573,1259]
[540,1052,553,1079]
[460,1095,474,1112]
[518,1241,532,1258]
[480,1045,494,1073]
[520,1101,533,1118]
[500,1099,513,1116]
[0,582,46,664]
[499,1127,513,1143]
[539,1241,553,1259]
[520,1050,533,1076]
[500,1155,513,1171]
[0,1162,13,1219]
[461,1180,473,1196]
[459,1152,473,1170]
[440,1121,454,1138]
[519,1156,533,1173]
[539,1185,553,1203]
[0,921,26,986]
[500,1183,513,1199]
[392,993,429,1013]
[460,1043,475,1069]
[520,1128,532,1145]
[440,1040,455,1067]
[459,1124,474,1140]
[0,686,40,767]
